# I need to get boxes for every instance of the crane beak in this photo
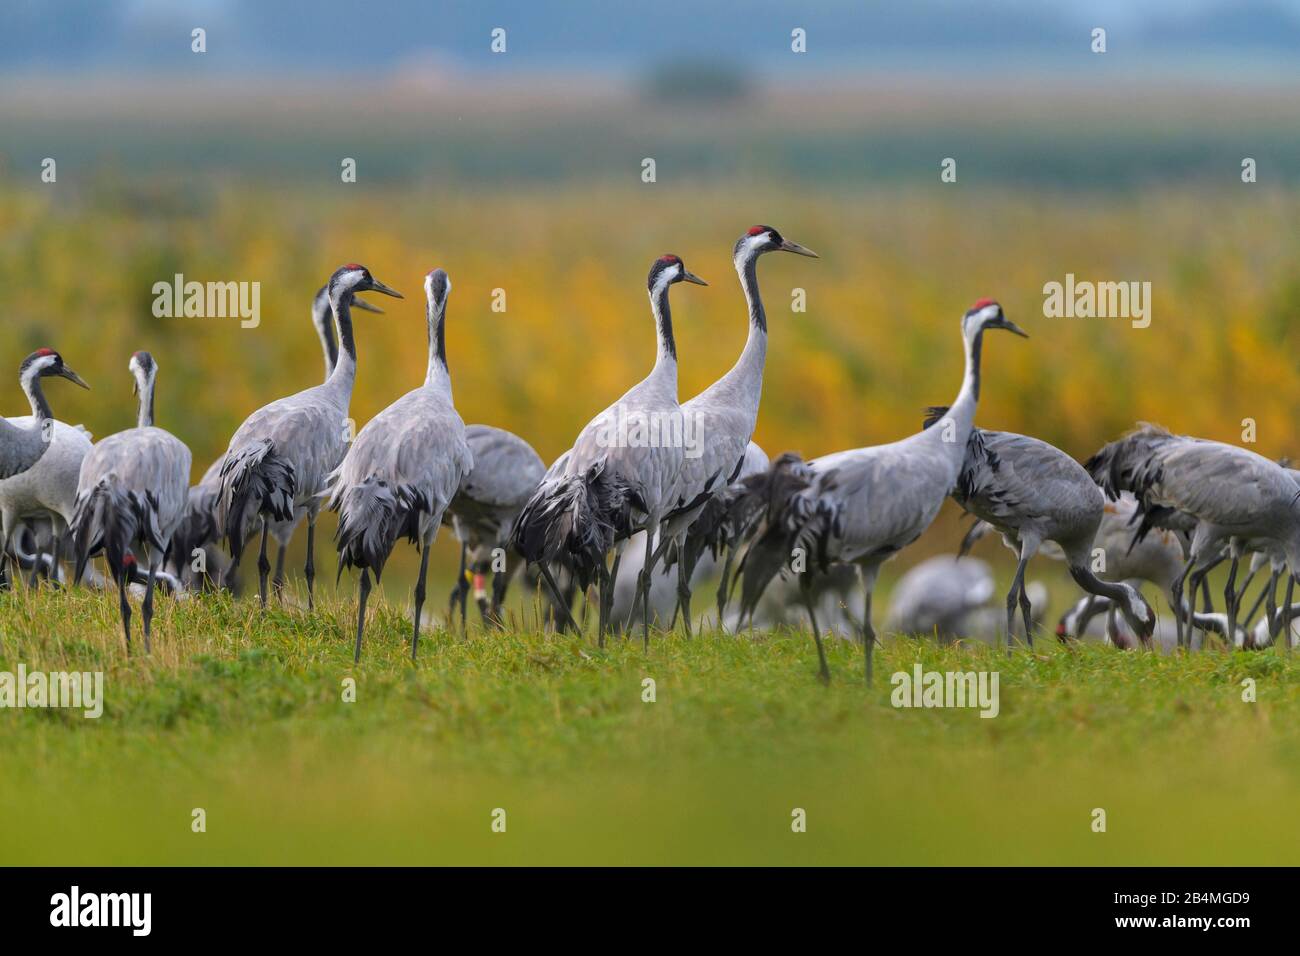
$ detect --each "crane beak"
[779,239,819,258]
[997,317,1029,338]
[60,367,90,389]
[350,296,385,314]
[681,270,708,286]
[368,278,404,299]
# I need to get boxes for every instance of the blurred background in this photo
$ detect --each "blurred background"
[4,0,1300,610]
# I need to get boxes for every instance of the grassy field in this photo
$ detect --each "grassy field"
[1,583,1296,866]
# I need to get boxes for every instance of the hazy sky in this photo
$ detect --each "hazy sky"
[5,0,1300,74]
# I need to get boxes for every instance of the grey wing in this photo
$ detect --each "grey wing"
[460,424,545,509]
[81,428,192,534]
[958,431,1101,529]
[811,441,953,560]
[228,389,345,502]
[1153,441,1293,526]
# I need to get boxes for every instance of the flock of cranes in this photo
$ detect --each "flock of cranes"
[2,226,1297,682]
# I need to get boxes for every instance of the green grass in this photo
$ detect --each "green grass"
[0,583,1297,865]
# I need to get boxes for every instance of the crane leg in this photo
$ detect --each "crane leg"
[676,544,693,638]
[1223,556,1239,649]
[539,563,580,633]
[489,563,511,628]
[117,566,132,653]
[354,568,371,663]
[142,555,158,655]
[49,529,63,589]
[799,573,829,684]
[640,524,657,651]
[412,537,431,662]
[1005,555,1029,655]
[1282,576,1295,653]
[448,542,466,623]
[1019,584,1034,649]
[1170,556,1196,649]
[304,518,317,611]
[272,541,287,601]
[256,517,271,609]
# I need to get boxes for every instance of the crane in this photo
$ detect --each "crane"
[171,284,382,594]
[217,264,402,608]
[1086,424,1300,651]
[0,350,90,587]
[930,419,1156,649]
[512,254,707,648]
[649,226,816,634]
[445,424,546,629]
[735,299,1028,684]
[71,352,191,651]
[330,269,473,662]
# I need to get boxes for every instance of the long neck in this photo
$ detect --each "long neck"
[136,377,155,428]
[326,288,357,392]
[1069,565,1132,608]
[947,327,984,436]
[314,292,338,381]
[721,249,770,392]
[425,298,451,397]
[648,281,678,385]
[21,371,52,423]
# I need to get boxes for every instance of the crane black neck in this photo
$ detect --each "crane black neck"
[427,299,448,376]
[330,287,358,366]
[314,288,339,377]
[137,384,155,429]
[737,250,767,333]
[650,280,677,362]
[21,369,53,423]
[966,329,984,401]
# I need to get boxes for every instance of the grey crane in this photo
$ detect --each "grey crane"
[445,424,545,629]
[171,283,383,593]
[218,264,402,609]
[0,349,88,480]
[928,419,1156,650]
[0,350,90,587]
[71,352,191,651]
[330,269,473,662]
[649,226,817,634]
[512,254,707,648]
[883,555,996,642]
[735,299,1027,684]
[1085,424,1300,651]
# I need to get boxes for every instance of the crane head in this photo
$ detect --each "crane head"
[734,225,818,261]
[963,298,1028,339]
[329,263,404,301]
[648,254,708,292]
[424,269,452,310]
[20,348,90,390]
[128,350,156,396]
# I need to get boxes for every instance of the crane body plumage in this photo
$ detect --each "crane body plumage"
[329,269,471,661]
[71,352,191,651]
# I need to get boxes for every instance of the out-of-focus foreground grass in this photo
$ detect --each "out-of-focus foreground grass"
[0,587,1295,865]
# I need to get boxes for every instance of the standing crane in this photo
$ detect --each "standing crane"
[445,424,546,629]
[0,350,90,587]
[512,254,707,648]
[170,284,383,594]
[650,226,817,634]
[0,349,87,479]
[330,269,473,662]
[71,352,191,651]
[1085,424,1300,650]
[927,418,1156,650]
[735,299,1028,684]
[218,264,402,609]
